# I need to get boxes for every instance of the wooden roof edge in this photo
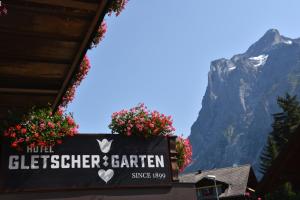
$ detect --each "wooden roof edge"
[256,125,300,194]
[247,167,258,190]
[52,0,111,111]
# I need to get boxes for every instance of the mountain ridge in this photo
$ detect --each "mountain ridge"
[187,29,300,177]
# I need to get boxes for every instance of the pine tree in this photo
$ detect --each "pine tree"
[260,93,300,175]
[259,135,279,174]
[266,182,300,200]
[273,94,300,149]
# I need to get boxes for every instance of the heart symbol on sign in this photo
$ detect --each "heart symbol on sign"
[98,169,114,183]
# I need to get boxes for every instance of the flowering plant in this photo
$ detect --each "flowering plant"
[90,21,107,49]
[109,103,175,137]
[176,136,192,172]
[90,0,128,49]
[109,103,192,171]
[107,0,128,16]
[60,0,130,107]
[3,106,78,150]
[0,2,8,16]
[61,55,91,107]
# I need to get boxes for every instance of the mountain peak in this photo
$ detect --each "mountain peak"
[260,28,281,43]
[264,29,280,37]
[246,29,283,55]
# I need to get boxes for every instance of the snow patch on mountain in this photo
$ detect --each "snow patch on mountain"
[249,54,269,67]
[283,40,293,45]
[228,66,237,71]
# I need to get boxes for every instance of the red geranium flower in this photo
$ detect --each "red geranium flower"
[21,128,27,134]
[176,136,192,172]
[11,142,18,148]
[56,140,62,144]
[15,125,21,130]
[3,106,78,150]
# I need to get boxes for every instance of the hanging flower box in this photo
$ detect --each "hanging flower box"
[109,103,192,172]
[2,106,78,151]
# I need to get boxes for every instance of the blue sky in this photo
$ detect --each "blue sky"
[68,0,300,137]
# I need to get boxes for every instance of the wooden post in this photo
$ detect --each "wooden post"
[168,135,179,182]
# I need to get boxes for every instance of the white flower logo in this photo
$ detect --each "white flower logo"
[96,138,114,184]
[96,139,113,153]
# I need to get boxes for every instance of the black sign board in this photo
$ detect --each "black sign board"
[0,134,172,192]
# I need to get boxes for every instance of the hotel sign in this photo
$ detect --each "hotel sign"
[0,134,173,191]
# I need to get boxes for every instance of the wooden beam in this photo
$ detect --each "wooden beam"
[0,61,68,79]
[0,9,90,41]
[0,88,58,95]
[0,28,82,42]
[0,94,55,107]
[0,55,71,64]
[52,0,109,109]
[24,0,99,12]
[0,77,62,90]
[0,106,30,121]
[7,1,96,18]
[0,33,78,62]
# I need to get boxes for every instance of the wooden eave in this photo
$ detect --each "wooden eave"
[0,0,109,121]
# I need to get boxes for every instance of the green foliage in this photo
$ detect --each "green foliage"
[259,135,279,174]
[176,137,192,172]
[274,94,300,148]
[266,182,300,200]
[260,93,300,175]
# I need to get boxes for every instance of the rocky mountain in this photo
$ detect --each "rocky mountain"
[187,29,300,176]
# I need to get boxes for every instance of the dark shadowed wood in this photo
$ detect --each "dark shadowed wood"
[0,9,90,41]
[0,183,197,200]
[0,61,68,79]
[0,88,58,95]
[0,107,28,121]
[0,0,109,125]
[7,1,96,18]
[0,77,62,90]
[0,33,78,62]
[168,136,179,182]
[0,94,55,107]
[24,0,99,11]
[0,55,71,64]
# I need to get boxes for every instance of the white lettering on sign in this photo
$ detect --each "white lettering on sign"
[132,172,151,179]
[129,155,138,167]
[40,155,50,169]
[21,156,29,169]
[91,155,100,168]
[6,138,167,184]
[51,155,60,169]
[8,155,19,170]
[61,155,70,168]
[31,155,39,169]
[131,172,166,179]
[7,154,165,170]
[27,146,54,153]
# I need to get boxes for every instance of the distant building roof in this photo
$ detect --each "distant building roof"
[180,164,257,198]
